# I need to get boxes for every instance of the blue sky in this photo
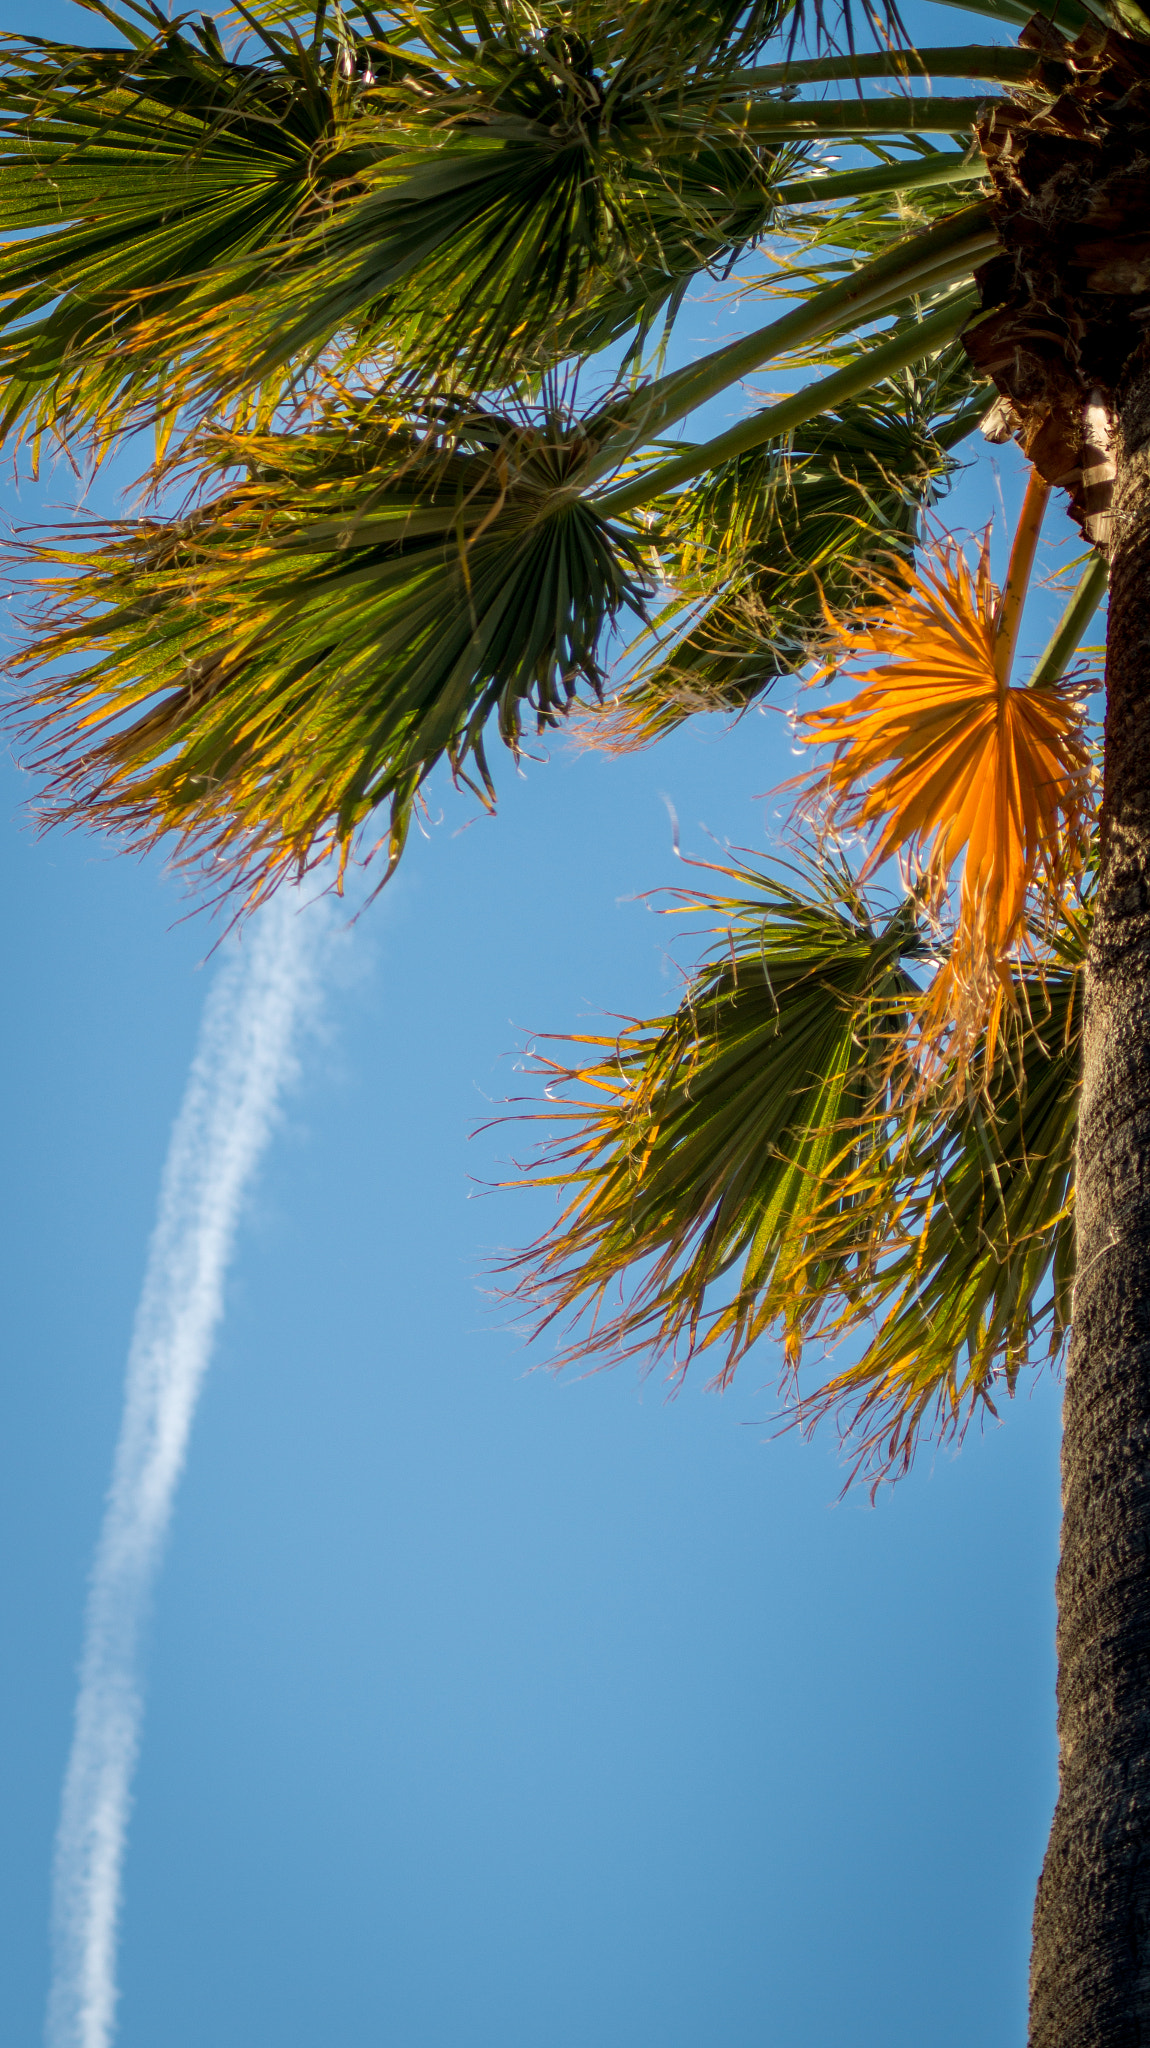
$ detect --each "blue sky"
[1,9,1077,2043]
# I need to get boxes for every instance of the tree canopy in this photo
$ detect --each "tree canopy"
[1,0,1122,1481]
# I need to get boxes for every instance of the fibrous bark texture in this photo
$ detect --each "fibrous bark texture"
[963,15,1150,545]
[1029,359,1150,2048]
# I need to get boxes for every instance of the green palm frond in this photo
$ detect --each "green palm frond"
[595,272,988,512]
[798,903,1086,1486]
[7,391,651,903]
[135,13,827,405]
[582,363,977,747]
[765,152,994,320]
[502,857,1086,1484]
[224,98,795,399]
[0,0,1014,449]
[501,854,925,1382]
[602,0,792,69]
[0,1,389,448]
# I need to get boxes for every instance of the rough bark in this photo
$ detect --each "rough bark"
[1029,357,1150,2048]
[962,16,1150,545]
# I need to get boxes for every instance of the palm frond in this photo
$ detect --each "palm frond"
[139,8,916,408]
[501,854,925,1383]
[794,487,1093,1064]
[762,150,995,315]
[212,95,802,399]
[0,3,384,449]
[43,1,813,419]
[596,280,985,514]
[77,17,1002,420]
[501,852,1086,1487]
[579,364,972,750]
[6,392,651,905]
[796,904,1086,1487]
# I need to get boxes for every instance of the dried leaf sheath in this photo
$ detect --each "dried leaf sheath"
[6,404,651,903]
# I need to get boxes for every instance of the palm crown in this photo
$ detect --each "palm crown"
[3,0,1115,1476]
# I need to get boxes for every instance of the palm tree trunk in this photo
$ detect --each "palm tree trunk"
[1030,358,1150,2048]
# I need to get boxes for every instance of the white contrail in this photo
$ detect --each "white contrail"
[46,886,326,2048]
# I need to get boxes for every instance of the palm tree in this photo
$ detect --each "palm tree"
[2,0,1148,2038]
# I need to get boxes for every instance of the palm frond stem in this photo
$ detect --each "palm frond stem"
[1030,553,1109,686]
[597,292,978,514]
[774,151,985,207]
[929,0,1093,27]
[594,200,996,464]
[995,467,1051,681]
[738,44,1044,86]
[736,96,1002,137]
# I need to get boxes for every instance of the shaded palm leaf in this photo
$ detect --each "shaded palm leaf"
[7,0,968,441]
[7,394,651,903]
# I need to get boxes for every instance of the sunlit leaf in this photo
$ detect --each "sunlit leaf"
[0,2,385,449]
[135,12,815,405]
[794,500,1093,1063]
[501,855,924,1382]
[6,393,651,904]
[795,902,1086,1487]
[501,853,1086,1489]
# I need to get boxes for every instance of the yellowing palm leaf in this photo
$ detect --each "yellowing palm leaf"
[6,395,651,908]
[796,473,1093,1063]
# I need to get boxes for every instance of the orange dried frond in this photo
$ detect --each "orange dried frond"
[795,530,1093,1064]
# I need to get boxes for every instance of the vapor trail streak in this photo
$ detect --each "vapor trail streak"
[46,890,323,2048]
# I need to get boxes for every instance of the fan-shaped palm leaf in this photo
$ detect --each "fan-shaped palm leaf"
[7,394,650,903]
[0,1,387,449]
[502,855,1086,1487]
[795,475,1094,1062]
[131,16,1004,407]
[501,856,924,1381]
[580,362,976,749]
[796,903,1085,1486]
[203,71,802,397]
